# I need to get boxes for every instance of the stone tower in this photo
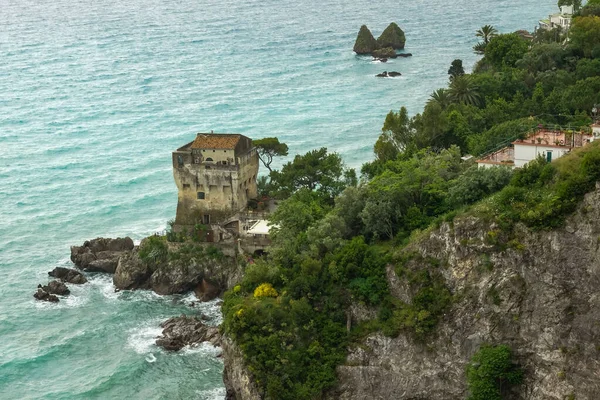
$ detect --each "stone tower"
[172,133,259,226]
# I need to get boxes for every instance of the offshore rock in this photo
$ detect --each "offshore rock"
[70,237,134,273]
[33,288,59,302]
[40,280,70,296]
[353,25,378,55]
[326,188,600,400]
[376,71,401,78]
[155,315,221,351]
[376,22,406,50]
[48,267,88,284]
[372,47,396,59]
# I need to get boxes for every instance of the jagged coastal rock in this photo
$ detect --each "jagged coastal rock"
[325,187,600,400]
[353,25,378,55]
[40,281,70,296]
[155,315,221,351]
[70,237,134,273]
[376,22,406,49]
[353,23,408,59]
[223,336,262,400]
[34,288,59,302]
[48,267,88,284]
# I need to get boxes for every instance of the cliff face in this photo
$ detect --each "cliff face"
[328,186,600,400]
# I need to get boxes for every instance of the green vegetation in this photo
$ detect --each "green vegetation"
[253,137,289,173]
[353,25,378,54]
[376,22,406,50]
[221,15,600,400]
[478,142,600,230]
[466,345,523,400]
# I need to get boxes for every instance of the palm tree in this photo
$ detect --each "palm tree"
[427,89,451,109]
[476,25,498,45]
[473,42,487,55]
[448,75,482,107]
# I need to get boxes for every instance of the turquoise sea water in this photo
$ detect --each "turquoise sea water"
[1,1,556,398]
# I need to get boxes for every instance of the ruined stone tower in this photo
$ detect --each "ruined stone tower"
[172,133,259,226]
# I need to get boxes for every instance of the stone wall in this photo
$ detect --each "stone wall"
[173,148,259,225]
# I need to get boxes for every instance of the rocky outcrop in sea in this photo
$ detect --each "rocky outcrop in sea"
[155,315,221,351]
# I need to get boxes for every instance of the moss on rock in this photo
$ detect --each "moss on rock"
[377,22,406,50]
[372,47,396,59]
[354,25,379,55]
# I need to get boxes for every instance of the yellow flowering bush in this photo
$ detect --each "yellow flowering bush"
[253,283,278,298]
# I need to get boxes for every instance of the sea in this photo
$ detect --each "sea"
[0,0,556,398]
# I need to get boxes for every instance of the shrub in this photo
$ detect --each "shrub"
[138,236,168,266]
[253,283,278,298]
[466,344,523,400]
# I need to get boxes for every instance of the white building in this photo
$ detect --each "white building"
[477,127,593,169]
[539,6,573,31]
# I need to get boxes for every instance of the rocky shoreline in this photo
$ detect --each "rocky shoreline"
[35,235,238,356]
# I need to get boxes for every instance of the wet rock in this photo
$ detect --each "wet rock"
[34,288,59,303]
[194,278,221,302]
[70,237,134,272]
[376,71,401,78]
[48,267,88,284]
[155,315,221,351]
[113,248,152,290]
[396,53,412,57]
[40,280,70,295]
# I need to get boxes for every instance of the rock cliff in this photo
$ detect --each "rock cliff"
[224,188,600,400]
[327,187,600,400]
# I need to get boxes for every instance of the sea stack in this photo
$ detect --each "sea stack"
[377,22,406,50]
[353,25,378,55]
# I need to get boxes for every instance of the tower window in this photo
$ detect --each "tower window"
[197,192,205,200]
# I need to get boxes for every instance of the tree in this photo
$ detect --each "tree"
[476,25,498,45]
[253,137,289,173]
[484,33,529,69]
[448,59,465,80]
[474,25,498,54]
[427,89,451,109]
[569,16,600,58]
[448,75,482,107]
[557,0,582,12]
[270,148,356,200]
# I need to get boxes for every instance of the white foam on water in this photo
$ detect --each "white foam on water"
[181,342,222,357]
[127,322,163,354]
[195,387,227,400]
[145,353,157,363]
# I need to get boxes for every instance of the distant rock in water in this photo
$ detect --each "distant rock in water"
[70,237,134,273]
[33,287,59,302]
[353,25,378,55]
[377,22,406,50]
[372,47,396,59]
[376,71,402,78]
[155,315,221,351]
[396,53,412,58]
[39,280,70,295]
[48,267,88,284]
